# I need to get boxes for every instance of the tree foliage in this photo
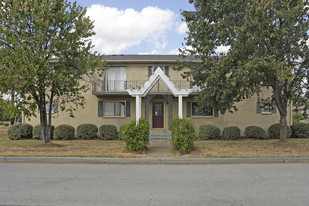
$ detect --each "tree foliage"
[181,0,309,142]
[0,0,103,143]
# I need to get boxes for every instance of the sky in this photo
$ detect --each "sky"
[71,0,195,55]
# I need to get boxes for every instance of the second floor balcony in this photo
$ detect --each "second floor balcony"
[92,80,201,95]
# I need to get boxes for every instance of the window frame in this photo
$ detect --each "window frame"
[103,101,126,117]
[148,66,169,78]
[257,101,276,114]
[38,101,59,114]
[191,102,214,117]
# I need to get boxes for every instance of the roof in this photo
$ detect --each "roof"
[102,54,200,63]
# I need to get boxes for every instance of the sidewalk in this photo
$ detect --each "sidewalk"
[1,156,309,164]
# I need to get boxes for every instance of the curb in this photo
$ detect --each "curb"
[1,156,309,164]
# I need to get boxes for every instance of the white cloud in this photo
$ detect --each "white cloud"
[176,22,188,34]
[87,5,176,54]
[168,48,180,55]
[215,45,231,53]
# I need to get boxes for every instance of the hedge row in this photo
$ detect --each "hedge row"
[8,123,124,140]
[199,123,308,139]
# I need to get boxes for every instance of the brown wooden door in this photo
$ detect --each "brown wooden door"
[153,102,164,128]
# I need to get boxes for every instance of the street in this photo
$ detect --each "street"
[0,162,308,205]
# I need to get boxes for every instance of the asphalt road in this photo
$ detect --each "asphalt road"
[0,163,308,206]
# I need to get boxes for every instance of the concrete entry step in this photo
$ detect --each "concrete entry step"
[149,133,172,141]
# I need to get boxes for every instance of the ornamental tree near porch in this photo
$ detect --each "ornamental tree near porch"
[181,0,309,142]
[0,0,102,144]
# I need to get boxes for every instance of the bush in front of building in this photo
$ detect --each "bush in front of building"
[244,126,266,139]
[291,123,309,138]
[222,126,241,140]
[33,125,55,139]
[0,122,3,125]
[76,124,98,139]
[54,124,75,140]
[199,124,220,140]
[118,125,126,140]
[122,119,149,152]
[8,123,33,140]
[99,125,118,140]
[268,123,292,139]
[171,117,195,154]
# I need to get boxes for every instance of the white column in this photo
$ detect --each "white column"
[178,95,183,119]
[136,95,142,125]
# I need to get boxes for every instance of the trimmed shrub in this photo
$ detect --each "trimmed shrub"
[222,126,241,140]
[0,122,3,125]
[268,123,292,139]
[244,126,267,139]
[8,123,33,140]
[33,125,54,139]
[3,123,9,126]
[199,124,220,140]
[118,125,126,140]
[122,119,149,152]
[99,125,118,140]
[291,123,309,138]
[76,124,98,139]
[171,117,195,154]
[54,124,75,140]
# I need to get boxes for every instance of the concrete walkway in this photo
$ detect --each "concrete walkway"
[147,140,172,157]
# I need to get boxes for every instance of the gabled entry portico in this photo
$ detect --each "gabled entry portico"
[126,67,193,126]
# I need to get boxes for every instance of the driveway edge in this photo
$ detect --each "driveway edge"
[1,156,309,164]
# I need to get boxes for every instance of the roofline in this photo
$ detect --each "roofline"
[102,54,201,63]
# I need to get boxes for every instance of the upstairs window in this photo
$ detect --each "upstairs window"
[148,66,169,78]
[104,67,126,91]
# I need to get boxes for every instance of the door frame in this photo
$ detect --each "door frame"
[152,102,164,128]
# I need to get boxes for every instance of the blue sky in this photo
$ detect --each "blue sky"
[71,0,195,55]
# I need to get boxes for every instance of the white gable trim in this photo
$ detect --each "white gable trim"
[126,67,192,97]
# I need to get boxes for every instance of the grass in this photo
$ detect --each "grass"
[1,126,309,158]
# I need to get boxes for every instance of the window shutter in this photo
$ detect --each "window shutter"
[187,101,191,117]
[272,104,277,113]
[98,101,103,117]
[256,102,261,114]
[126,101,131,117]
[148,66,152,79]
[214,109,219,117]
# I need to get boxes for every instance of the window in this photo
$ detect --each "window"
[104,67,126,91]
[148,66,169,78]
[39,101,58,113]
[186,101,218,117]
[191,102,213,116]
[98,101,130,117]
[257,101,276,114]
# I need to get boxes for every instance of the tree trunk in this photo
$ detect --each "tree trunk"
[279,113,288,142]
[40,103,50,144]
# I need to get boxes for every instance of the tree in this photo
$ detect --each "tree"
[181,0,309,142]
[0,0,102,144]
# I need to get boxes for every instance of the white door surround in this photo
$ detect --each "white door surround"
[126,67,193,124]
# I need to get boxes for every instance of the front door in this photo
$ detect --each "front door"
[153,102,164,128]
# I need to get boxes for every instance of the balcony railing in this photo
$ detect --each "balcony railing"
[92,80,201,94]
